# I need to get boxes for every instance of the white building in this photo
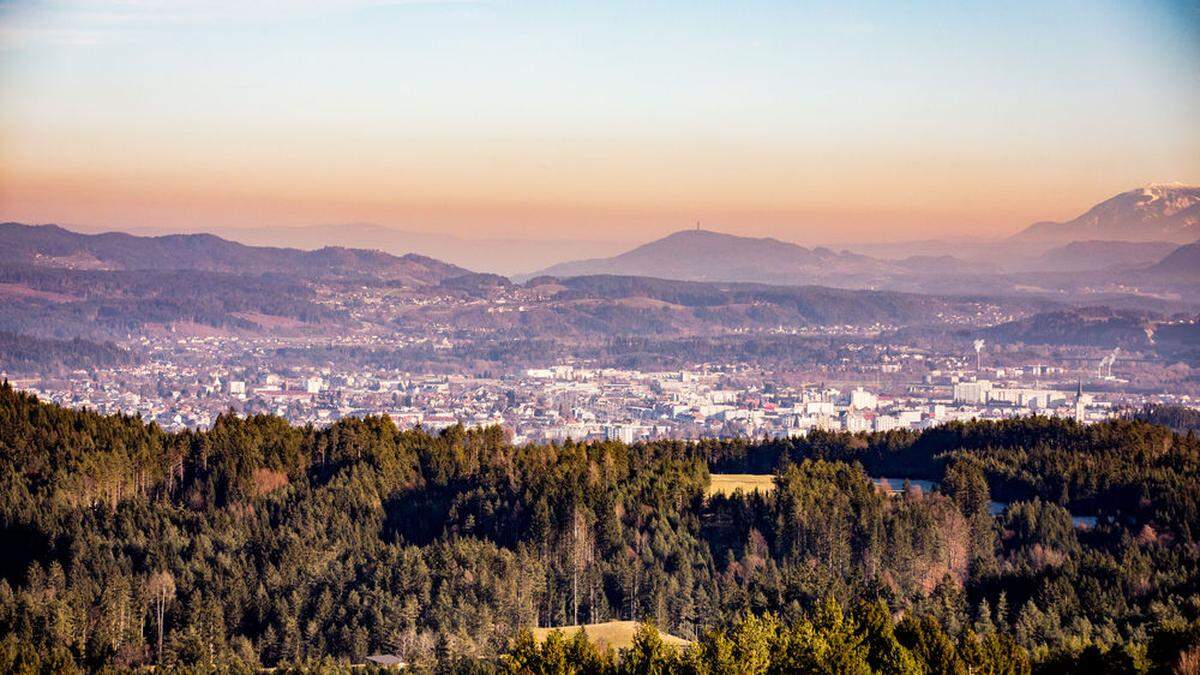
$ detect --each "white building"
[953,380,992,404]
[805,401,836,416]
[849,387,878,410]
[843,412,871,433]
[604,424,639,444]
[873,415,901,432]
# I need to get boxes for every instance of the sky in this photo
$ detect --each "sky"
[1,0,1198,245]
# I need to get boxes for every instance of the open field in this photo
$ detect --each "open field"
[705,473,777,498]
[530,621,691,650]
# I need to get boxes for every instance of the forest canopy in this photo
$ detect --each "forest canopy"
[0,381,1198,673]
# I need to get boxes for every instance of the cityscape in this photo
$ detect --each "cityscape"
[1,0,1199,672]
[7,334,1160,441]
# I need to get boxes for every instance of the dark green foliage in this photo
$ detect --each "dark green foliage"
[942,460,991,519]
[1133,404,1200,433]
[0,331,136,375]
[500,604,1029,675]
[0,382,1198,671]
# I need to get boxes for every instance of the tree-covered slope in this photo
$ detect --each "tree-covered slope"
[1,383,1198,672]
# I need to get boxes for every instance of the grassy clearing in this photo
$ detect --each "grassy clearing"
[531,621,691,650]
[705,473,777,498]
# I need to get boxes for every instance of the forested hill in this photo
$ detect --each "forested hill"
[1,382,1199,672]
[1148,240,1200,278]
[531,228,896,285]
[0,331,136,375]
[0,222,469,284]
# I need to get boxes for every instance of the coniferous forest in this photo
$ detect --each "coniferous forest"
[1,381,1199,673]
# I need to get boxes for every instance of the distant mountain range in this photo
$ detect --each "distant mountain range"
[528,224,1196,294]
[401,274,1058,340]
[1,220,1195,349]
[530,229,903,285]
[32,182,1197,293]
[1011,183,1200,244]
[0,221,1063,343]
[1148,240,1200,277]
[0,222,468,285]
[5,184,1199,336]
[1026,240,1181,272]
[73,222,629,276]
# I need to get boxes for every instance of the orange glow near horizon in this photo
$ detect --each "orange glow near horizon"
[4,144,1196,243]
[2,1,1198,244]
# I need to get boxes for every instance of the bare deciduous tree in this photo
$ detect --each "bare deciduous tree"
[146,570,176,664]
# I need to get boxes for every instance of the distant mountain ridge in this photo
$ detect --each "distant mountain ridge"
[1027,240,1180,272]
[979,306,1199,356]
[1147,240,1200,277]
[1012,183,1200,244]
[980,307,1158,348]
[73,222,630,276]
[528,221,1200,296]
[401,273,1058,339]
[532,229,900,286]
[0,222,469,285]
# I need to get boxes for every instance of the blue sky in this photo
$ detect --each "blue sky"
[1,0,1197,242]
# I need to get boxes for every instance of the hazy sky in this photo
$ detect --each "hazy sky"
[1,0,1198,244]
